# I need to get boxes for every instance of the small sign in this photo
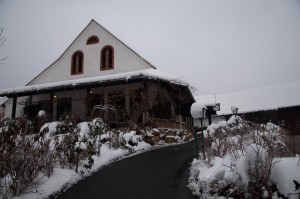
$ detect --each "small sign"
[213,105,220,111]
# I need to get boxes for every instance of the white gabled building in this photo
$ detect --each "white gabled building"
[0,20,195,126]
[27,20,155,85]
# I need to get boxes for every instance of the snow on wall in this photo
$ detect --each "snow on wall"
[28,20,154,86]
[196,81,300,115]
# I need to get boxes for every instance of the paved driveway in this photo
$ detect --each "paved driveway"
[56,141,198,199]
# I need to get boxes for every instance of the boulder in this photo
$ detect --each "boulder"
[165,136,175,144]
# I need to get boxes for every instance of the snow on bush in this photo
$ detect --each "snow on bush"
[269,157,300,197]
[0,117,151,199]
[119,130,150,153]
[188,116,290,198]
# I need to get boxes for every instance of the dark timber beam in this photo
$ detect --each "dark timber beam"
[11,96,17,119]
[86,88,91,119]
[50,92,54,121]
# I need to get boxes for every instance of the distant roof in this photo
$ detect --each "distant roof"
[197,81,300,115]
[0,69,193,98]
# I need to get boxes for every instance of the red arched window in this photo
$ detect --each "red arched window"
[86,35,99,45]
[101,46,114,70]
[71,51,84,75]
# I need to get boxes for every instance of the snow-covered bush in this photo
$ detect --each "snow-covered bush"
[0,117,34,135]
[188,116,288,198]
[54,134,96,174]
[118,130,144,153]
[0,132,56,198]
[97,129,149,153]
[88,117,107,137]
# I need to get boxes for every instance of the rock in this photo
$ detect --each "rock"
[144,136,155,145]
[166,130,176,136]
[151,128,160,136]
[165,136,175,144]
[153,135,160,143]
[144,136,160,146]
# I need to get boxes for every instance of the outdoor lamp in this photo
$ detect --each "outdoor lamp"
[231,106,238,116]
[190,103,207,159]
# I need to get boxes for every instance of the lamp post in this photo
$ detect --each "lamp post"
[191,103,207,159]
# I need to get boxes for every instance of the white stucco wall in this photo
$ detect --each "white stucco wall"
[28,20,153,86]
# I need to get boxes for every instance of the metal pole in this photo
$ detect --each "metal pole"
[201,118,206,159]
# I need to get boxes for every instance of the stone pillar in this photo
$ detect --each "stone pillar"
[176,115,183,129]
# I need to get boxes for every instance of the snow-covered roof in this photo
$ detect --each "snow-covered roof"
[0,69,191,97]
[197,81,300,115]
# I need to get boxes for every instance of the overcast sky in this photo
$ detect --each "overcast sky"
[0,0,300,95]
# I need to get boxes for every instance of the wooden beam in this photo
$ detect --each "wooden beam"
[125,89,130,113]
[49,92,54,121]
[11,96,17,119]
[86,88,91,118]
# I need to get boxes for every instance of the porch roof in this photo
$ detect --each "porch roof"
[0,69,195,101]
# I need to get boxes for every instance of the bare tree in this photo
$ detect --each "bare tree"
[0,27,7,64]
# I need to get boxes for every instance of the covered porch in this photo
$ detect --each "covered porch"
[0,73,195,128]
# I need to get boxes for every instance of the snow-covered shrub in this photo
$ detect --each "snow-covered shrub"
[88,118,107,137]
[52,119,107,174]
[0,131,56,198]
[0,117,34,135]
[40,121,64,138]
[118,131,144,153]
[54,131,96,174]
[189,116,288,198]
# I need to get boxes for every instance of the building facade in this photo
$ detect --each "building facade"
[0,20,195,126]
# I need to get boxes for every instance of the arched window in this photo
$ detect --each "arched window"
[86,35,99,45]
[71,51,84,75]
[101,46,114,70]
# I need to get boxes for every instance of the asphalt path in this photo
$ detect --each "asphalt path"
[55,141,198,199]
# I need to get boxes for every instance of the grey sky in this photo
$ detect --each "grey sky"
[0,0,300,95]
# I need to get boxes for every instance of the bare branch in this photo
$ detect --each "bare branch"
[92,104,116,113]
[0,27,7,64]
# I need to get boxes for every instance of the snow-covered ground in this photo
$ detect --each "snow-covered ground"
[188,116,300,199]
[1,119,187,199]
[14,144,129,199]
